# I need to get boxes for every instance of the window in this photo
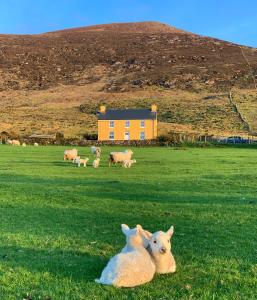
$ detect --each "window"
[124,132,130,140]
[140,120,145,128]
[140,132,145,140]
[109,131,114,140]
[109,121,114,128]
[125,120,130,128]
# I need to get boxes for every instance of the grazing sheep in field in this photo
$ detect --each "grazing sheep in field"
[34,142,39,146]
[91,146,101,158]
[144,226,176,274]
[78,158,89,167]
[93,158,100,168]
[95,224,155,287]
[122,159,136,168]
[72,156,80,163]
[22,143,26,147]
[109,149,133,167]
[6,139,13,145]
[63,148,78,161]
[12,140,20,146]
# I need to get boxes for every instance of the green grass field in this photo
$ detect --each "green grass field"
[0,145,256,300]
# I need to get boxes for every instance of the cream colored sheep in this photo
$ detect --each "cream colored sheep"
[12,140,20,146]
[109,149,133,167]
[34,142,39,146]
[93,158,100,168]
[144,226,176,274]
[6,139,12,145]
[63,148,78,161]
[22,142,27,147]
[78,158,89,167]
[122,159,137,168]
[95,224,155,287]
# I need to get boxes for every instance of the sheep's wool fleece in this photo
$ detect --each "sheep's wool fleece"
[96,248,155,287]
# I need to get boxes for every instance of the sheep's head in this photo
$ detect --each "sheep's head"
[121,224,149,249]
[145,226,174,256]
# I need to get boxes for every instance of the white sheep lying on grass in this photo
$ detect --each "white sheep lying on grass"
[122,159,136,168]
[93,158,100,168]
[34,142,39,146]
[95,224,155,287]
[144,226,176,274]
[22,143,26,147]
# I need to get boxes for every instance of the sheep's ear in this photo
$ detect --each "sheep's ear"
[142,229,153,240]
[121,224,130,235]
[167,226,174,238]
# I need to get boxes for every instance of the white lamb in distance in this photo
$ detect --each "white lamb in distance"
[6,139,12,145]
[144,226,176,274]
[77,158,89,167]
[93,158,100,168]
[34,143,39,146]
[91,146,101,158]
[95,224,155,287]
[12,140,20,146]
[122,159,136,168]
[22,143,26,147]
[73,156,80,163]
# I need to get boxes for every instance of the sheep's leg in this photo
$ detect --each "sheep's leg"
[78,163,80,167]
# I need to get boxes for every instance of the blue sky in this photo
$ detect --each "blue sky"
[0,0,256,47]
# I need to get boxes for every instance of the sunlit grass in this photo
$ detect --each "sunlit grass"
[0,145,256,299]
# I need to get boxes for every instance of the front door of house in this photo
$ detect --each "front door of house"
[124,132,130,140]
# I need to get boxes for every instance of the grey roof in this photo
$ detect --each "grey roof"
[97,109,157,120]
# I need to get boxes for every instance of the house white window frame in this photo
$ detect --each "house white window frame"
[109,131,114,140]
[109,121,114,128]
[140,131,145,140]
[124,132,130,140]
[140,120,145,128]
[125,120,130,128]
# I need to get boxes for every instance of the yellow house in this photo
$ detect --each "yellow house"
[97,105,157,141]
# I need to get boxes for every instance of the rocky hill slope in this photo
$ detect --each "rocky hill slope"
[0,22,256,137]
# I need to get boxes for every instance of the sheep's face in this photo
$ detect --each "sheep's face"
[122,224,149,249]
[148,226,174,256]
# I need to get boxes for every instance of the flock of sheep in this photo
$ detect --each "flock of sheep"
[63,146,137,168]
[96,224,176,287]
[6,139,38,147]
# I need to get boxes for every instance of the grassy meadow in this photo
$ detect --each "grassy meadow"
[0,145,256,300]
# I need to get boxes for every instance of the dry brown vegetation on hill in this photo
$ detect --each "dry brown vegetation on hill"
[0,21,256,137]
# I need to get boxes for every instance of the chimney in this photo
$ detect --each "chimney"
[151,104,157,112]
[100,105,106,113]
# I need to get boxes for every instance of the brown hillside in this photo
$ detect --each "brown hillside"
[0,21,256,137]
